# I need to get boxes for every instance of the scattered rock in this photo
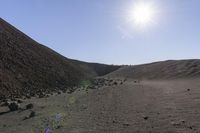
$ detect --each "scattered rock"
[1,100,10,107]
[113,82,118,85]
[81,104,87,110]
[112,120,117,123]
[56,125,62,129]
[62,90,67,93]
[39,94,44,98]
[45,95,50,98]
[23,111,36,120]
[180,120,185,123]
[123,123,130,126]
[29,111,35,118]
[26,95,31,99]
[3,124,7,127]
[67,89,74,94]
[89,78,124,89]
[8,102,19,111]
[30,92,35,97]
[17,99,23,103]
[23,116,29,120]
[188,126,193,129]
[11,98,16,101]
[143,116,149,120]
[26,103,33,110]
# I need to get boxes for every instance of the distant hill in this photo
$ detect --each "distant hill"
[0,18,120,100]
[106,60,200,80]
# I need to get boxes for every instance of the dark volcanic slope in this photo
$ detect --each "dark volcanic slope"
[0,18,120,100]
[106,60,200,80]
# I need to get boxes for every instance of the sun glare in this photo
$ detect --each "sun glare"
[128,1,157,29]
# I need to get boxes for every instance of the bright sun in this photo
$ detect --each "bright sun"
[128,1,157,28]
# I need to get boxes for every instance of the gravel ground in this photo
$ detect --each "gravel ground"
[1,78,200,133]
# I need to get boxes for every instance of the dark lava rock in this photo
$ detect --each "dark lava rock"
[26,103,33,110]
[26,95,31,99]
[112,120,117,123]
[23,116,29,120]
[143,116,149,120]
[123,123,130,126]
[62,90,67,93]
[1,100,10,107]
[45,95,50,98]
[188,126,193,129]
[3,124,7,127]
[113,82,118,85]
[56,125,62,129]
[67,89,74,94]
[23,111,36,120]
[17,99,23,103]
[39,94,45,98]
[29,111,35,118]
[11,98,17,101]
[8,102,19,111]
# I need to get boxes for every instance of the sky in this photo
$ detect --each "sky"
[0,0,200,65]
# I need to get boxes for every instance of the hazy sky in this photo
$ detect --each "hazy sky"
[1,0,200,65]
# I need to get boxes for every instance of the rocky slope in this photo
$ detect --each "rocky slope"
[0,18,120,100]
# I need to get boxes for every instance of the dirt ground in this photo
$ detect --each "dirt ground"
[1,78,200,133]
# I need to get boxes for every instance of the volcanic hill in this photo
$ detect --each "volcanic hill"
[106,59,200,80]
[0,18,120,100]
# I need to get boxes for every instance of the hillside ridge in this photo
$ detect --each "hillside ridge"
[0,18,120,100]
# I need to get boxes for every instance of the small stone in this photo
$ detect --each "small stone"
[112,120,117,123]
[1,101,10,107]
[123,123,130,126]
[56,125,62,129]
[29,111,35,118]
[39,94,44,98]
[26,95,31,99]
[82,104,87,110]
[113,82,118,85]
[62,90,67,93]
[8,102,19,111]
[180,120,185,123]
[23,116,29,120]
[11,98,16,101]
[3,124,7,127]
[187,126,192,129]
[26,103,33,109]
[17,99,23,103]
[143,116,149,120]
